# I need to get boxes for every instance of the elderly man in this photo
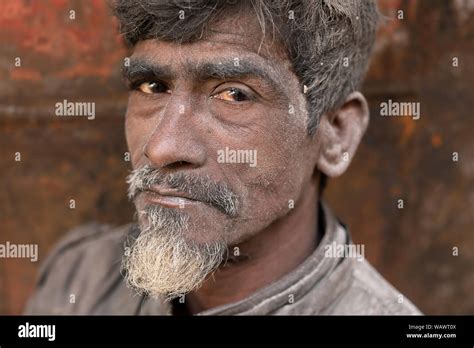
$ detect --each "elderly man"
[26,0,420,315]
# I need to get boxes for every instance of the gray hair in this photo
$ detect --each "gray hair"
[113,0,379,134]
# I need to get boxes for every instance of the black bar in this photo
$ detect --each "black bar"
[0,315,472,346]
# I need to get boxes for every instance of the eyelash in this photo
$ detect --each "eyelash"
[128,79,257,103]
[129,79,167,91]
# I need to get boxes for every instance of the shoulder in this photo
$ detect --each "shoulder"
[36,222,130,286]
[25,222,135,314]
[332,258,422,315]
[48,222,125,258]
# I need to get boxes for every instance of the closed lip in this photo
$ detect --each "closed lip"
[141,186,199,208]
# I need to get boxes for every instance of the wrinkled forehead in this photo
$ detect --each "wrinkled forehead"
[125,8,307,121]
[130,7,291,76]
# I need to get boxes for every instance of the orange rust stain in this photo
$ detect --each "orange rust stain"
[0,0,30,20]
[55,62,111,79]
[53,48,125,80]
[54,55,122,80]
[59,161,72,172]
[38,175,51,186]
[1,0,116,60]
[397,116,416,146]
[51,0,67,7]
[431,133,443,148]
[390,186,402,196]
[10,68,42,81]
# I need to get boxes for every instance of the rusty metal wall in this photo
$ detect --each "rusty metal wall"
[0,0,473,314]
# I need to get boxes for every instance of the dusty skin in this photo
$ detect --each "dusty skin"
[124,9,368,314]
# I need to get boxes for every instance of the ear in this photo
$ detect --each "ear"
[316,91,369,178]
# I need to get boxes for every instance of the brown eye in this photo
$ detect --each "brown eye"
[212,87,250,102]
[137,81,170,94]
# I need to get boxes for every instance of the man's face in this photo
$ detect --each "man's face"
[122,10,320,297]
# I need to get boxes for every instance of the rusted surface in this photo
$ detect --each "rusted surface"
[0,0,473,314]
[327,0,474,314]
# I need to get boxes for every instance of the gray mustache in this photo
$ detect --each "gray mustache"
[126,164,240,217]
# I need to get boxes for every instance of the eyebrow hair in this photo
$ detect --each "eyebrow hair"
[191,59,282,90]
[122,57,289,101]
[122,60,174,82]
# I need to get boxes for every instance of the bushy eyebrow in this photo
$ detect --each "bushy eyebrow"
[122,57,289,101]
[191,59,280,87]
[122,60,174,83]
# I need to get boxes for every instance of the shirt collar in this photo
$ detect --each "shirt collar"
[195,200,350,315]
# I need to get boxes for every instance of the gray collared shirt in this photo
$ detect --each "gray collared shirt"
[25,203,421,315]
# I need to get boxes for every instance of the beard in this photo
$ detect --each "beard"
[121,205,226,300]
[121,165,238,300]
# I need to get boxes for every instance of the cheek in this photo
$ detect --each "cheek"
[241,159,306,219]
[125,105,155,168]
[125,117,142,168]
[229,123,310,233]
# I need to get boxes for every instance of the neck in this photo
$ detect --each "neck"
[185,183,321,314]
